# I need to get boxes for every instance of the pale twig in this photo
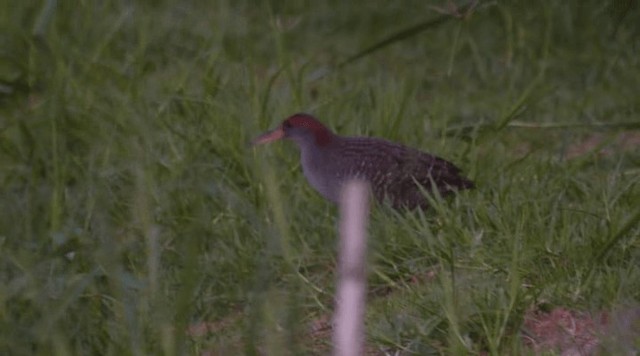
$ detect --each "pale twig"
[333,180,371,356]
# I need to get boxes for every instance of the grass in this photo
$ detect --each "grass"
[1,0,639,354]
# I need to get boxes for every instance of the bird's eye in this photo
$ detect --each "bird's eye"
[283,120,293,129]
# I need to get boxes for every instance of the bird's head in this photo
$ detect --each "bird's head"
[252,113,334,148]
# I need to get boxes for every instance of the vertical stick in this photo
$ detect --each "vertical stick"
[333,180,370,356]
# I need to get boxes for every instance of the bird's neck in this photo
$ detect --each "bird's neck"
[295,135,341,203]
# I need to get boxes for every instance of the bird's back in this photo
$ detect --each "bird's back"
[329,136,473,209]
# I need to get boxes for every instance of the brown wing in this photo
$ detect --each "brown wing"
[333,137,473,209]
[385,148,474,209]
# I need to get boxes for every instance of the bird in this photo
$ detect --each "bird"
[252,113,474,209]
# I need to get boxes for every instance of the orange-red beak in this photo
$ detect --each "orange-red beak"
[251,126,285,145]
